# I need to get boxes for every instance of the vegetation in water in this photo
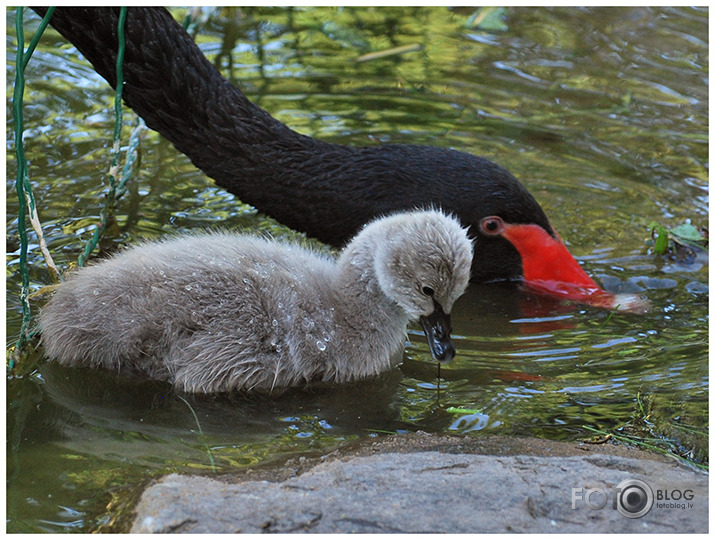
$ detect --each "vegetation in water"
[648,221,708,258]
[582,392,708,471]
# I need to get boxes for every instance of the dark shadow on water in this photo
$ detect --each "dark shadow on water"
[29,360,413,447]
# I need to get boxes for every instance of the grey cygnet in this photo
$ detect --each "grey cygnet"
[39,210,473,393]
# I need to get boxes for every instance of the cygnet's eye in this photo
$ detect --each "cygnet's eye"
[421,286,435,297]
[479,216,504,237]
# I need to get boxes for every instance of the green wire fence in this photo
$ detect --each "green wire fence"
[9,6,142,371]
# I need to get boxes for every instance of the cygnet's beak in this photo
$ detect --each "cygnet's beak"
[419,303,455,363]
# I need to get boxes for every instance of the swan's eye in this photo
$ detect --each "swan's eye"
[479,216,504,236]
[422,286,435,297]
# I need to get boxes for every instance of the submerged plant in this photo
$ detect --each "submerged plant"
[582,393,708,471]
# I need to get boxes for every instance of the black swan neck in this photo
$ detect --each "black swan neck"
[34,7,359,239]
[32,7,556,283]
[34,8,324,159]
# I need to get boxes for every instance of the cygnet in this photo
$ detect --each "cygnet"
[39,210,473,393]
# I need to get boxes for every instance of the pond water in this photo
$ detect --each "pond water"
[6,6,708,532]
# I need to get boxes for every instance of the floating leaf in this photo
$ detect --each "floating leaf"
[670,223,706,243]
[648,221,707,256]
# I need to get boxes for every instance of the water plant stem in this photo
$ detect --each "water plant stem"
[177,395,217,473]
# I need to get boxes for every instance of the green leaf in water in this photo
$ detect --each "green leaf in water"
[648,220,707,255]
[670,223,706,243]
[648,221,670,255]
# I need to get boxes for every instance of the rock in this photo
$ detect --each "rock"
[131,434,708,533]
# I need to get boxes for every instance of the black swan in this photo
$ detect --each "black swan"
[39,210,472,393]
[32,6,630,308]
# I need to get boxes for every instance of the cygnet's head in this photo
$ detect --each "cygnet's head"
[372,210,473,363]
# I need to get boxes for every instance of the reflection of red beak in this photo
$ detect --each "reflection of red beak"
[479,216,649,313]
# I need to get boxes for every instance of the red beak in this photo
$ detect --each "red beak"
[479,216,648,313]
